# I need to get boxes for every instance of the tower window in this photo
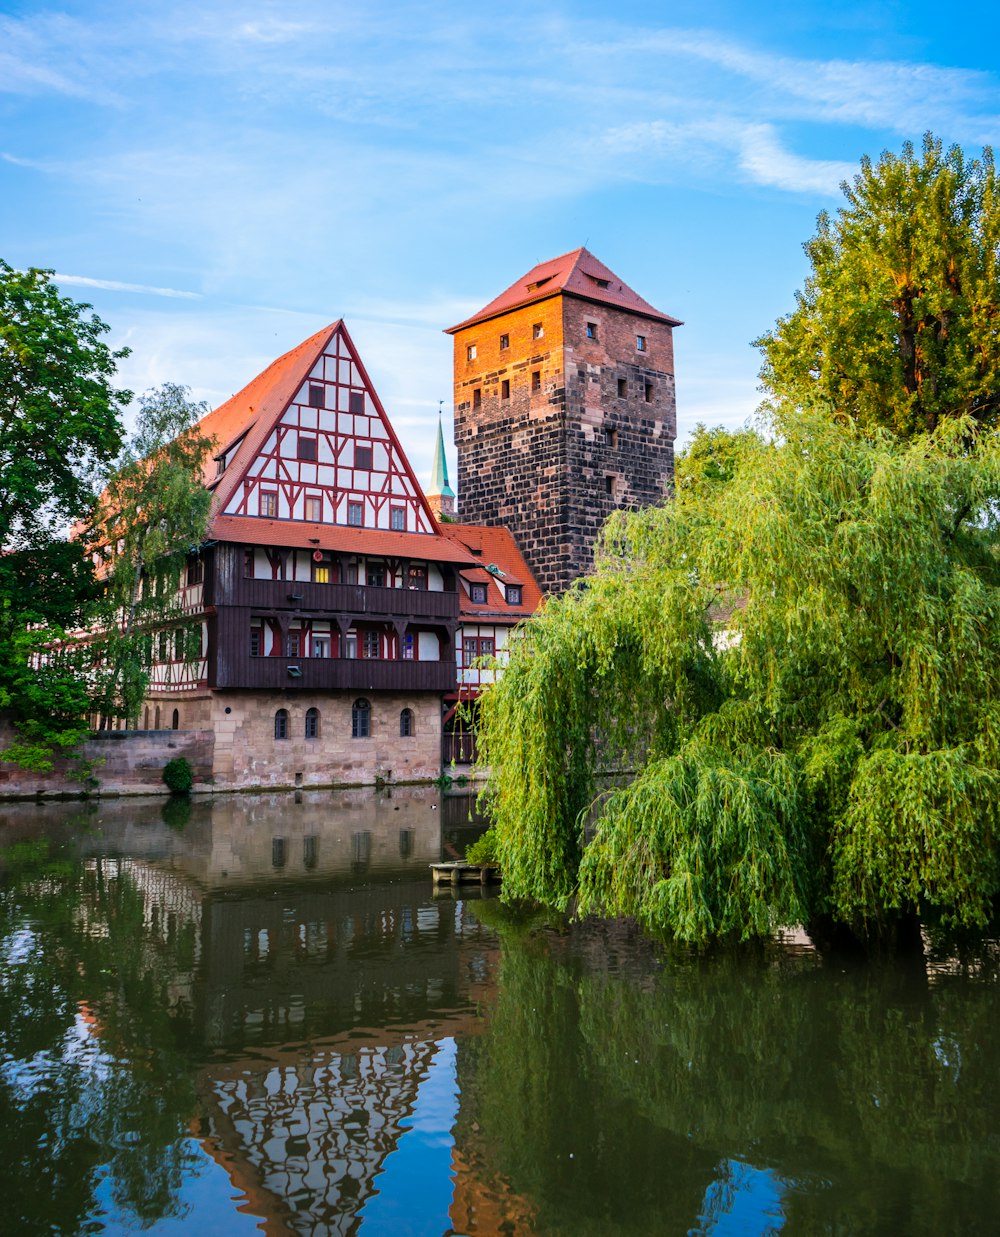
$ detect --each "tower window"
[617,378,627,398]
[532,323,544,340]
[531,370,541,393]
[355,444,373,470]
[499,333,509,350]
[349,391,365,414]
[308,384,324,408]
[586,322,597,339]
[645,383,654,403]
[305,496,322,522]
[501,379,510,400]
[636,335,647,352]
[297,434,317,461]
[607,427,619,449]
[348,501,363,526]
[467,344,477,361]
[260,491,277,518]
[606,475,618,499]
[473,387,482,409]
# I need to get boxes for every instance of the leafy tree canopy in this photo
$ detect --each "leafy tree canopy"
[0,261,130,548]
[757,135,1000,437]
[478,414,1000,946]
[88,383,213,727]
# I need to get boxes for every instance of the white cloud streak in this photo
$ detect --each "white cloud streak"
[53,274,201,300]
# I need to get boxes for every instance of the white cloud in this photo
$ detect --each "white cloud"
[736,125,856,194]
[53,274,201,300]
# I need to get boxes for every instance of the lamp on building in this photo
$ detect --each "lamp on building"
[287,592,304,602]
[287,665,303,678]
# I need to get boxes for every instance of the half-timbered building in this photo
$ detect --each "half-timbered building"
[143,320,484,788]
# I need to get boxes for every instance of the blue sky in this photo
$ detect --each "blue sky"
[2,0,999,487]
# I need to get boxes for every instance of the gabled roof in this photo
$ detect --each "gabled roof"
[439,523,543,618]
[445,247,682,334]
[198,319,441,534]
[197,322,336,489]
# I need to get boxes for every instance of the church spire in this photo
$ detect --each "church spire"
[427,407,456,518]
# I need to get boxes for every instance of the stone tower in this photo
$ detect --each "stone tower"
[445,248,680,595]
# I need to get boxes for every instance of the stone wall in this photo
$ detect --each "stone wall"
[453,294,676,595]
[199,689,442,790]
[0,718,215,799]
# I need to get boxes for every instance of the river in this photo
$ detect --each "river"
[1,788,998,1234]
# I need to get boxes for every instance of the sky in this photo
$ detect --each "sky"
[2,0,999,491]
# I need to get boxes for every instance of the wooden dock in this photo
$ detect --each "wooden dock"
[430,861,501,886]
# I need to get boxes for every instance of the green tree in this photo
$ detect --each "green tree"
[478,411,1000,946]
[757,135,1000,438]
[0,262,129,548]
[88,384,213,728]
[0,265,130,768]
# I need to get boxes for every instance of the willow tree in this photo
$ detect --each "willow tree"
[478,412,1000,945]
[757,135,1000,437]
[88,384,213,727]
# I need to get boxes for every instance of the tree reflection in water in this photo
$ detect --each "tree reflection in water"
[461,902,1000,1236]
[0,840,198,1233]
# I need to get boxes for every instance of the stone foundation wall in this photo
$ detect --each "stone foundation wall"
[202,689,442,790]
[0,717,215,799]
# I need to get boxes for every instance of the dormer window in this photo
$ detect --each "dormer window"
[526,276,551,292]
[216,455,226,476]
[588,274,610,289]
[506,584,522,605]
[470,582,487,604]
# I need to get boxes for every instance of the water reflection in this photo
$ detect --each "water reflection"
[1,792,999,1234]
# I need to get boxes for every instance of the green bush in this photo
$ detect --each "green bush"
[162,756,193,796]
[465,827,499,866]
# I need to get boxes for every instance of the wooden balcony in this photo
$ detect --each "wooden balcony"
[213,576,459,621]
[211,652,457,693]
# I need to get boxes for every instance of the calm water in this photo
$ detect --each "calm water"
[1,789,999,1236]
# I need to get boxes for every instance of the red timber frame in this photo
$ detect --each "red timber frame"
[222,325,437,535]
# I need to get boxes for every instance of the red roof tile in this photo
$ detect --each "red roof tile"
[445,248,681,333]
[211,515,479,564]
[439,523,543,618]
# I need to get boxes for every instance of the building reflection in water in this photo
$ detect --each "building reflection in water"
[0,788,499,1234]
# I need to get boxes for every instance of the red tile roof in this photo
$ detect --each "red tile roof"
[211,515,479,564]
[439,523,543,618]
[445,247,682,333]
[197,322,336,490]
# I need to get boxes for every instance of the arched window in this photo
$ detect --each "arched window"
[144,706,150,730]
[399,708,414,737]
[171,708,180,731]
[274,708,289,740]
[351,698,370,739]
[154,706,161,730]
[305,707,320,739]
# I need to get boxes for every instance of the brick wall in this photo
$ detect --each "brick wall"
[453,293,676,594]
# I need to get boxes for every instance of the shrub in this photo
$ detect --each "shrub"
[465,827,499,866]
[162,755,193,796]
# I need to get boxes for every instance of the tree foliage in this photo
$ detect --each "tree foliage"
[88,384,213,727]
[478,413,1000,945]
[0,261,129,549]
[757,135,1000,437]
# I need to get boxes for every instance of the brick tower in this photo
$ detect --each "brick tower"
[445,248,681,595]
